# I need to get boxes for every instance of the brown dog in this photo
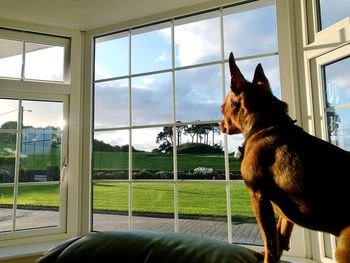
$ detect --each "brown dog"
[220,53,350,263]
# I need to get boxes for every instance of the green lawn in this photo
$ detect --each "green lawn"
[93,151,241,171]
[0,182,254,221]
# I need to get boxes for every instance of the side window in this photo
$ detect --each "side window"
[0,29,70,242]
[322,57,350,150]
[0,99,66,232]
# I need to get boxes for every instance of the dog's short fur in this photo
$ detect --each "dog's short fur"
[220,53,350,263]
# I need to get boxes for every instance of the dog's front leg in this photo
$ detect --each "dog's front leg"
[249,189,280,263]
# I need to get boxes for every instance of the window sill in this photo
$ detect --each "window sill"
[0,240,63,261]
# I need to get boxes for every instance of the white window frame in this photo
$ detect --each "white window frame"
[83,0,310,259]
[293,0,350,262]
[0,22,83,256]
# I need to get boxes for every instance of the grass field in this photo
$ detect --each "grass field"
[93,151,241,171]
[0,182,254,220]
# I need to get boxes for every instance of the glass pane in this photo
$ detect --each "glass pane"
[225,55,281,99]
[178,183,228,241]
[95,32,129,80]
[228,134,244,179]
[92,130,129,180]
[175,12,221,67]
[19,130,61,182]
[16,184,60,230]
[131,23,171,74]
[224,4,277,58]
[132,127,173,179]
[176,64,222,122]
[94,79,129,129]
[0,186,13,233]
[92,182,129,231]
[323,57,350,151]
[326,108,350,151]
[177,123,225,180]
[323,57,350,107]
[0,99,18,128]
[21,100,64,129]
[24,43,64,81]
[230,182,262,245]
[318,0,350,30]
[132,72,172,126]
[0,39,22,79]
[132,183,174,232]
[0,132,16,183]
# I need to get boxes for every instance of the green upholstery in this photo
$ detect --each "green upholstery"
[37,231,262,263]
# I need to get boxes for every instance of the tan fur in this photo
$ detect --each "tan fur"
[220,53,350,263]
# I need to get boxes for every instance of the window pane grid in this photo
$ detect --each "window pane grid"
[92,0,278,246]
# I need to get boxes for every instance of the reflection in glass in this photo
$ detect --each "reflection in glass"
[95,33,129,80]
[323,57,350,107]
[0,186,13,233]
[0,39,22,79]
[175,12,220,67]
[92,130,129,180]
[318,0,350,30]
[0,99,18,128]
[132,23,171,74]
[22,100,63,129]
[16,184,60,230]
[92,182,129,231]
[0,132,16,183]
[132,73,172,126]
[132,183,174,232]
[323,57,350,151]
[178,183,228,241]
[176,64,222,122]
[224,5,277,59]
[132,127,173,179]
[19,130,61,182]
[94,79,129,129]
[25,43,64,81]
[326,108,350,151]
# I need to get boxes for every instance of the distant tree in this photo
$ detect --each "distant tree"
[156,126,173,153]
[0,121,17,145]
[175,121,187,146]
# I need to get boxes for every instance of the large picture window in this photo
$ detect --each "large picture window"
[92,0,279,245]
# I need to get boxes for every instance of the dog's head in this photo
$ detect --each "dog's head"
[220,52,288,135]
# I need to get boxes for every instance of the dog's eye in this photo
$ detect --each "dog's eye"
[232,100,240,109]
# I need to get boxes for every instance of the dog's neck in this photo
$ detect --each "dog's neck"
[234,115,296,161]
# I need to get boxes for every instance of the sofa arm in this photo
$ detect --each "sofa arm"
[37,231,261,263]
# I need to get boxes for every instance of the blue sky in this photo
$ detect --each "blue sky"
[1,2,349,152]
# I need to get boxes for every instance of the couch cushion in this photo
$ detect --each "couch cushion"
[37,230,262,263]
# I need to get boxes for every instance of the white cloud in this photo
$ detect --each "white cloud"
[156,51,168,62]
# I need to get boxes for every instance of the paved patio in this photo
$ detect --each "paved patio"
[0,208,263,246]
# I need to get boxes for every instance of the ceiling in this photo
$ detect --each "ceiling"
[0,0,212,31]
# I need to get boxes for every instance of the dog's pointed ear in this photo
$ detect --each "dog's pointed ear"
[229,52,246,94]
[252,63,272,93]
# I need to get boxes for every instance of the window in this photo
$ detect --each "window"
[0,29,67,82]
[0,29,70,243]
[92,0,278,246]
[317,0,350,30]
[301,0,350,261]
